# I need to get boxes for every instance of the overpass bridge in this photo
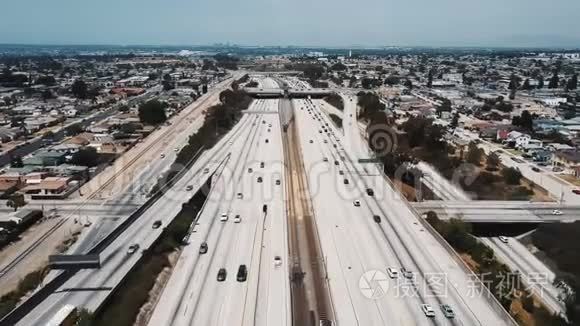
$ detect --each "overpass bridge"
[412,200,580,223]
[244,87,333,98]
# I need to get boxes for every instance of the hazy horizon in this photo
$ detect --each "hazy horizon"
[1,0,579,48]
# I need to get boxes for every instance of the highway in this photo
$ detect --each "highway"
[0,77,238,292]
[412,201,580,223]
[405,143,567,315]
[481,237,566,316]
[13,94,261,325]
[147,97,290,326]
[293,96,516,325]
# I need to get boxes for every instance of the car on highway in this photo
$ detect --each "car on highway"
[127,244,140,255]
[203,168,210,174]
[274,256,282,267]
[401,267,414,279]
[309,140,313,143]
[152,220,162,229]
[260,162,265,168]
[366,188,374,196]
[440,304,455,318]
[233,214,241,223]
[334,160,339,166]
[268,124,272,127]
[276,179,281,185]
[160,154,165,158]
[373,215,381,223]
[421,304,436,317]
[553,166,564,172]
[386,267,399,278]
[248,168,253,173]
[217,268,227,282]
[339,170,344,175]
[220,213,228,222]
[353,200,360,207]
[265,139,269,143]
[237,193,243,199]
[237,265,248,282]
[257,177,263,183]
[323,140,328,143]
[267,128,270,132]
[186,185,193,191]
[174,147,179,152]
[531,166,541,172]
[499,236,509,243]
[573,189,580,195]
[343,179,349,185]
[552,209,563,215]
[323,157,328,162]
[199,242,208,254]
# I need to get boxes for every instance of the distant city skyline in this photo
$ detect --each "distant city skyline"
[0,0,579,48]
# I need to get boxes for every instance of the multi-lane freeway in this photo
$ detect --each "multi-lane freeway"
[290,95,515,325]
[148,96,290,326]
[4,77,523,326]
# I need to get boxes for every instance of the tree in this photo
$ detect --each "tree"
[138,99,167,125]
[466,142,484,166]
[509,88,517,100]
[71,80,88,99]
[449,113,459,129]
[508,73,520,90]
[10,156,23,168]
[41,90,54,102]
[330,63,347,71]
[501,167,522,185]
[202,84,208,94]
[65,124,84,136]
[70,147,99,167]
[6,193,26,212]
[522,78,532,90]
[520,110,534,131]
[537,76,544,89]
[384,75,400,86]
[427,69,434,88]
[549,71,560,89]
[35,75,56,86]
[567,74,578,90]
[404,79,413,89]
[486,152,501,171]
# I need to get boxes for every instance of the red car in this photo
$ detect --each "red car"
[572,189,580,195]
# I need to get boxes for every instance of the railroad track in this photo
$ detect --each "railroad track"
[282,102,332,326]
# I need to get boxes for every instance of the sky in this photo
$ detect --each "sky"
[1,0,579,48]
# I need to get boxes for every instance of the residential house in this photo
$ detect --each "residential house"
[552,150,580,173]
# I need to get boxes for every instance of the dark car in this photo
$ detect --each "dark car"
[265,139,269,143]
[152,220,162,229]
[199,242,208,254]
[366,188,374,196]
[237,264,248,282]
[343,179,349,185]
[373,215,381,223]
[531,167,541,172]
[573,189,580,195]
[257,177,263,183]
[217,268,227,282]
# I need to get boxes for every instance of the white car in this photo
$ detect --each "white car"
[127,244,140,255]
[233,214,241,223]
[274,256,282,267]
[440,304,455,318]
[353,200,361,207]
[498,236,509,243]
[552,209,563,216]
[220,213,228,222]
[237,193,243,199]
[421,304,436,317]
[386,267,399,278]
[401,267,414,279]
